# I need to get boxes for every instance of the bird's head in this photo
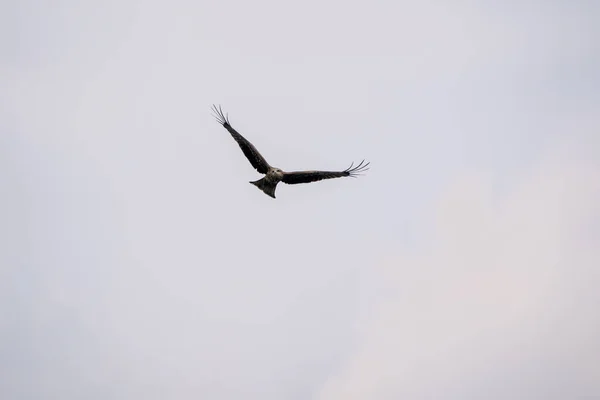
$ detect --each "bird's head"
[271,168,284,177]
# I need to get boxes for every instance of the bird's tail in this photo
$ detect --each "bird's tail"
[250,178,277,199]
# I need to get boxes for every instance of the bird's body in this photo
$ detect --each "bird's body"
[250,167,284,198]
[211,105,369,198]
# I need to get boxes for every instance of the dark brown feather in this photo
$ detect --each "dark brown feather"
[212,105,271,174]
[282,160,370,185]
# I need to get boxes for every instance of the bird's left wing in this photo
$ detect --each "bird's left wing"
[212,105,271,174]
[281,160,370,185]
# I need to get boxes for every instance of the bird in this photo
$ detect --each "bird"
[211,104,369,199]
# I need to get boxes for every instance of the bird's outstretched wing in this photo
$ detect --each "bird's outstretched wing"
[282,160,370,185]
[212,105,271,174]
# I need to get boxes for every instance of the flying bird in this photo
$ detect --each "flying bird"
[212,104,369,199]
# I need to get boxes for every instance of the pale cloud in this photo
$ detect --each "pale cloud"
[317,143,600,400]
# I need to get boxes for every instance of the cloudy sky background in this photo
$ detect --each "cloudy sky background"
[2,0,599,399]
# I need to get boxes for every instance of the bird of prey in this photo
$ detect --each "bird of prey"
[212,104,369,199]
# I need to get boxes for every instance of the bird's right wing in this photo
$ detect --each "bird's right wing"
[281,160,370,184]
[212,105,271,174]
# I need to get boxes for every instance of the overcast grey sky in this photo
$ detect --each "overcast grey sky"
[2,0,599,399]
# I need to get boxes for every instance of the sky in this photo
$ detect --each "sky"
[1,0,599,399]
